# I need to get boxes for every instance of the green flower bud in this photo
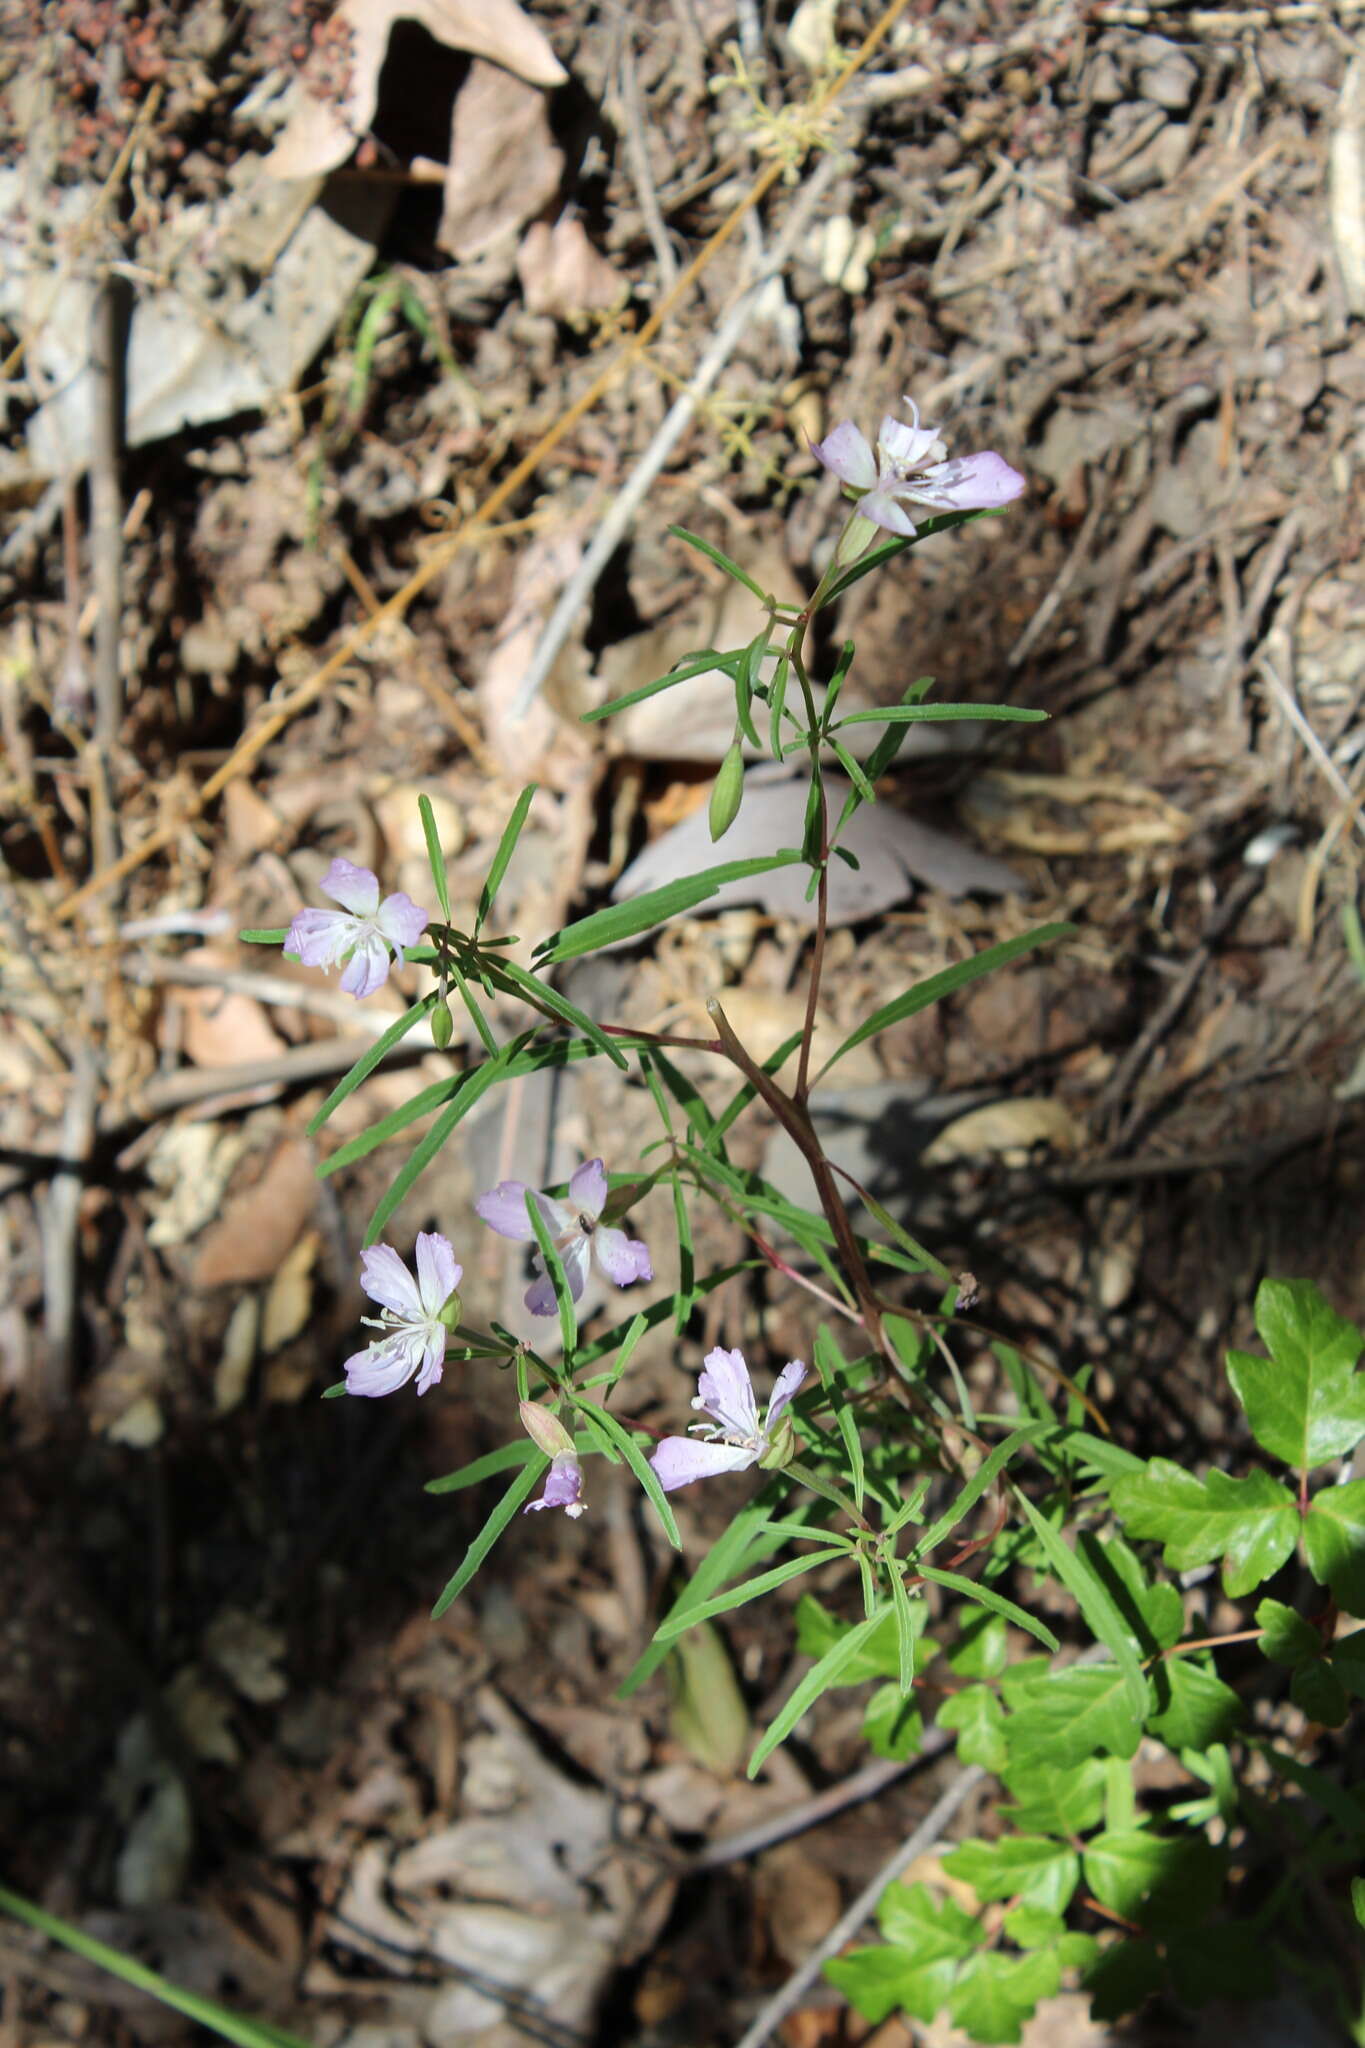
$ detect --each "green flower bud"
[709,740,745,842]
[431,998,454,1049]
[437,1289,464,1331]
[757,1412,798,1471]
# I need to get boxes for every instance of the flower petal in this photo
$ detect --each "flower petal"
[344,1331,421,1396]
[414,1332,446,1396]
[649,1436,759,1491]
[877,414,942,471]
[594,1226,652,1288]
[284,906,354,970]
[376,890,430,952]
[338,932,392,999]
[475,1180,538,1242]
[319,857,380,917]
[568,1158,608,1219]
[765,1359,808,1431]
[359,1242,424,1318]
[694,1346,759,1439]
[526,1451,586,1517]
[560,1234,592,1303]
[523,1264,558,1318]
[856,488,920,538]
[906,451,1026,511]
[414,1231,461,1316]
[811,420,878,492]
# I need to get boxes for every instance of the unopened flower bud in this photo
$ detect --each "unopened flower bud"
[519,1400,575,1460]
[431,998,454,1049]
[709,741,745,842]
[757,1411,798,1471]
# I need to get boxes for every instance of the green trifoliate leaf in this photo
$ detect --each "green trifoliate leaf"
[877,1879,982,1958]
[1145,1657,1243,1751]
[1289,1657,1349,1726]
[1001,1905,1064,1950]
[1085,1937,1163,2022]
[1000,1756,1108,1837]
[1331,1628,1365,1697]
[943,1836,1079,1915]
[1226,1277,1365,1469]
[937,1684,1008,1772]
[948,1949,1061,2046]
[824,1947,956,2027]
[1082,1829,1224,1934]
[1302,1480,1365,1614]
[1006,1663,1143,1768]
[948,1610,1009,1679]
[1110,1460,1298,1597]
[1165,1924,1277,2007]
[863,1683,923,1759]
[1256,1596,1322,1667]
[794,1595,901,1682]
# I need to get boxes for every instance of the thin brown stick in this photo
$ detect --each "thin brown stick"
[88,272,127,879]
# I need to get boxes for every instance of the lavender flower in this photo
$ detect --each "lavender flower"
[520,1401,586,1519]
[649,1347,807,1492]
[475,1158,652,1318]
[812,397,1025,542]
[284,857,429,999]
[343,1232,461,1397]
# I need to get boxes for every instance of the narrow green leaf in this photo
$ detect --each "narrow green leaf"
[239,927,287,944]
[829,736,876,803]
[0,1887,310,2048]
[671,1171,696,1332]
[1013,1489,1150,1720]
[575,1401,681,1551]
[448,957,498,1055]
[581,646,738,723]
[306,990,442,1134]
[834,703,1048,726]
[818,925,1073,1080]
[417,792,452,922]
[654,1549,848,1640]
[363,1042,527,1243]
[487,953,629,1068]
[619,1487,808,1696]
[735,629,768,748]
[749,1606,893,1776]
[917,1565,1059,1652]
[814,1325,865,1509]
[916,1428,1039,1560]
[889,1565,921,1696]
[667,523,769,600]
[535,852,804,963]
[524,1186,576,1357]
[476,783,537,934]
[431,1458,544,1616]
[426,1440,537,1493]
[767,652,791,760]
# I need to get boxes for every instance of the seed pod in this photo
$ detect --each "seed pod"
[708,740,745,843]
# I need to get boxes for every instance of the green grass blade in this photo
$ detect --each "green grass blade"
[418,792,452,922]
[427,1440,537,1493]
[431,1458,545,1617]
[307,991,442,1135]
[0,1885,310,2048]
[580,647,739,724]
[476,783,537,935]
[534,853,804,964]
[916,1564,1059,1651]
[652,1549,848,1640]
[749,1606,892,1776]
[574,1401,681,1550]
[817,924,1073,1081]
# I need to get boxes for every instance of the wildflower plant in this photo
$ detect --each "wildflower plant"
[243,398,1365,2047]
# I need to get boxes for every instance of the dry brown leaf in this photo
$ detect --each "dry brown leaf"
[192,1139,318,1288]
[178,959,287,1072]
[517,217,625,320]
[614,770,1023,929]
[261,1230,319,1353]
[922,1097,1085,1166]
[263,0,566,182]
[439,61,563,260]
